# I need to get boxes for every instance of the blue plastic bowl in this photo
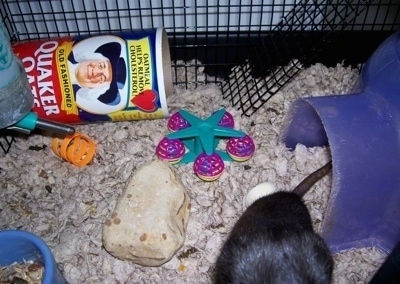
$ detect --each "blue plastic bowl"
[0,230,67,284]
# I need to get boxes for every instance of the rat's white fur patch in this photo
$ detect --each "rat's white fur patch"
[245,182,277,207]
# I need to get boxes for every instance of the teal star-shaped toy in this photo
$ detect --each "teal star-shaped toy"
[166,109,246,164]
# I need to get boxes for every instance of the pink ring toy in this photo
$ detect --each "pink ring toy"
[218,111,234,128]
[193,153,224,181]
[156,137,185,164]
[167,112,191,132]
[226,135,255,162]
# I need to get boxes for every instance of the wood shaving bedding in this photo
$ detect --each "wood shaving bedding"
[0,261,43,284]
[0,62,386,283]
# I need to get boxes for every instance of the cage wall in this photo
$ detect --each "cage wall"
[0,0,297,88]
[3,0,398,88]
[0,0,399,154]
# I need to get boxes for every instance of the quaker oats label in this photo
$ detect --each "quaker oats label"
[12,28,172,124]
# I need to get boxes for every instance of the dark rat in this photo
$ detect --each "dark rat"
[214,161,333,284]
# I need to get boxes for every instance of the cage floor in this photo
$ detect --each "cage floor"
[0,62,386,283]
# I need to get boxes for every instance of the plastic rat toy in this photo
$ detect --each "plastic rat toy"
[214,161,333,284]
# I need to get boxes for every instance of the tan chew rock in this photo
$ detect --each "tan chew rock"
[102,159,191,266]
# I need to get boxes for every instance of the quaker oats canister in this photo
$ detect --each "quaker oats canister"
[12,28,173,124]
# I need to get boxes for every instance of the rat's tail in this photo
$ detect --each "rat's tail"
[293,160,332,197]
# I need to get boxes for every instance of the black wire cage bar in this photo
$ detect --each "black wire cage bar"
[0,0,399,154]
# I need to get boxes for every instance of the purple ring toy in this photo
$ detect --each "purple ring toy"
[226,135,255,162]
[167,112,191,132]
[156,137,185,163]
[217,110,235,128]
[193,153,224,181]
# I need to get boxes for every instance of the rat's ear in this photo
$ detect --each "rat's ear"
[244,182,277,207]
